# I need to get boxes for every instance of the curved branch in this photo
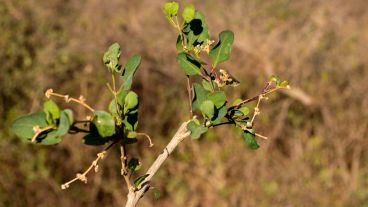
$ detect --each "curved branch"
[124,121,190,207]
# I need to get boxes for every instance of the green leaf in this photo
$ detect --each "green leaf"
[55,110,72,137]
[92,111,115,137]
[176,52,201,76]
[279,80,289,87]
[209,30,234,67]
[182,4,195,23]
[134,174,149,188]
[43,100,60,124]
[187,120,208,139]
[37,130,61,145]
[122,55,141,91]
[63,109,74,124]
[192,83,207,110]
[211,105,228,124]
[202,79,213,91]
[116,88,128,107]
[239,106,249,116]
[207,91,226,108]
[163,2,179,16]
[127,131,137,138]
[124,91,139,114]
[128,158,141,171]
[11,112,48,142]
[183,11,210,48]
[103,43,121,72]
[200,100,215,119]
[109,100,119,118]
[243,131,259,150]
[232,98,242,105]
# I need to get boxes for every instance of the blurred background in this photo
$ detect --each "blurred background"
[1,0,367,206]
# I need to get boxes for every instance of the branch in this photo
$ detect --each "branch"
[124,121,190,207]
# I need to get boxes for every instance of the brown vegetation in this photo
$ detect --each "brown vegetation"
[1,0,367,206]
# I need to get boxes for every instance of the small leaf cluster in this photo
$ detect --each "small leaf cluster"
[163,2,289,149]
[12,100,73,145]
[11,43,142,149]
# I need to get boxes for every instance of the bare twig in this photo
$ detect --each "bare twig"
[31,125,55,142]
[124,121,190,207]
[45,89,95,112]
[61,141,117,189]
[136,132,154,147]
[120,143,133,190]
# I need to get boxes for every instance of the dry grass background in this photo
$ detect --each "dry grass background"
[1,0,367,206]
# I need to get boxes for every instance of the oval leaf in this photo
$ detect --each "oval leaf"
[162,2,179,16]
[55,110,72,137]
[243,131,259,150]
[192,83,207,110]
[200,100,215,119]
[176,52,201,76]
[182,4,195,23]
[11,112,48,141]
[207,91,226,108]
[124,91,139,114]
[122,55,141,91]
[103,43,121,72]
[92,111,116,137]
[209,30,234,67]
[43,100,60,124]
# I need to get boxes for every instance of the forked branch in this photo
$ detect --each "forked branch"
[124,121,190,207]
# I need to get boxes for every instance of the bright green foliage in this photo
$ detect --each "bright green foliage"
[207,91,226,108]
[239,106,249,116]
[92,111,115,137]
[55,110,72,137]
[243,131,259,150]
[200,100,215,119]
[103,43,122,72]
[44,100,60,124]
[176,52,201,76]
[209,31,234,67]
[182,4,195,23]
[163,2,179,17]
[187,120,208,139]
[127,131,137,138]
[192,83,207,110]
[122,55,141,91]
[124,91,139,114]
[202,79,213,91]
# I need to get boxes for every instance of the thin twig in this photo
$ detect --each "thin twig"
[31,125,55,142]
[136,133,154,147]
[45,89,95,112]
[120,142,132,190]
[61,141,117,189]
